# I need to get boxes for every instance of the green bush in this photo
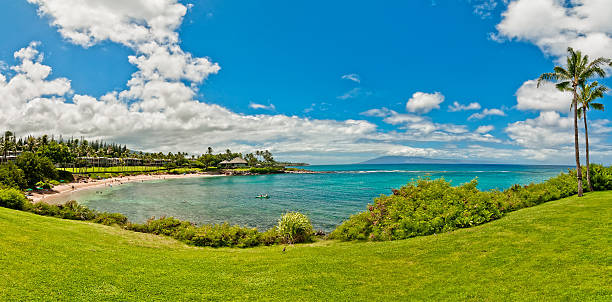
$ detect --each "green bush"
[23,200,126,226]
[0,188,28,210]
[15,152,58,187]
[91,212,129,226]
[248,167,284,174]
[127,217,194,238]
[56,169,74,183]
[277,212,314,244]
[331,169,585,242]
[126,217,283,248]
[190,223,262,248]
[35,181,52,190]
[589,164,612,191]
[0,162,27,189]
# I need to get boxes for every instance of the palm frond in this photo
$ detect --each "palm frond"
[555,81,571,92]
[537,73,559,87]
[590,103,604,111]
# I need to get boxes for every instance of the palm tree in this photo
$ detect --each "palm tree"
[538,47,611,197]
[577,81,608,191]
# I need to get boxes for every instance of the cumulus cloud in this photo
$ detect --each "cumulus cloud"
[505,111,573,148]
[495,0,612,60]
[515,79,572,112]
[341,73,360,83]
[468,108,506,120]
[249,102,276,111]
[475,125,495,134]
[361,107,394,118]
[406,92,444,114]
[448,101,482,112]
[364,107,500,143]
[0,43,508,163]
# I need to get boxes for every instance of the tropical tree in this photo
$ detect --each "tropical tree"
[577,81,608,191]
[537,47,611,197]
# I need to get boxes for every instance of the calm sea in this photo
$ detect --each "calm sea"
[49,164,570,232]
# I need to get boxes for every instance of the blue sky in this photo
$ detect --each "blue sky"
[0,0,610,164]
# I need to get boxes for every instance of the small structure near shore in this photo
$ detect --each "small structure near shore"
[219,157,248,168]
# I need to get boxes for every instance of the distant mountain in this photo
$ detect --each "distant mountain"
[357,156,479,165]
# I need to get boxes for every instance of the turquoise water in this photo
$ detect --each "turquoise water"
[55,164,570,232]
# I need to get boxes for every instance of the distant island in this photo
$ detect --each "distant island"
[358,156,481,165]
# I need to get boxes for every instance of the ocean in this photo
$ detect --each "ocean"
[49,164,571,232]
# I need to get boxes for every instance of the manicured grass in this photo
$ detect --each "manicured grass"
[59,166,164,173]
[0,192,610,301]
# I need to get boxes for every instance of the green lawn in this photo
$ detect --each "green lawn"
[0,192,610,301]
[59,166,164,173]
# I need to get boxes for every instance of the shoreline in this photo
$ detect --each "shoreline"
[30,173,223,205]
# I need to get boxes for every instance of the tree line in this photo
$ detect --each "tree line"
[0,132,277,169]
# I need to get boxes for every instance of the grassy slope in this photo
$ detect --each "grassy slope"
[0,192,610,301]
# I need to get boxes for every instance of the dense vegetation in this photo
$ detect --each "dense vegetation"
[1,192,609,300]
[0,153,70,190]
[125,212,314,248]
[331,164,612,241]
[0,131,280,171]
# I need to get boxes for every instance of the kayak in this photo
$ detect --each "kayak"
[255,195,270,199]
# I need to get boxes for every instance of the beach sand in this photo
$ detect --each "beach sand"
[30,173,223,205]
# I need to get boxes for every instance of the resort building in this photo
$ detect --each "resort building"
[0,151,21,164]
[219,157,248,168]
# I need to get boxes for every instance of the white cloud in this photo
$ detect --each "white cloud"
[361,107,394,118]
[249,102,276,111]
[468,108,506,120]
[515,79,573,112]
[495,0,612,60]
[337,87,361,100]
[383,113,426,125]
[26,0,186,48]
[364,107,500,143]
[475,125,495,133]
[448,101,482,112]
[406,92,444,114]
[0,43,504,163]
[341,73,360,83]
[505,111,573,148]
[472,0,498,19]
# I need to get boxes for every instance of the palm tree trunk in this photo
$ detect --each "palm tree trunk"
[583,106,593,192]
[572,89,583,197]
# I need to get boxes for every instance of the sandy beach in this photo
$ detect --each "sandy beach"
[30,173,223,205]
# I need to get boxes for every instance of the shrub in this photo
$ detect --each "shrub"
[190,223,262,248]
[330,169,587,242]
[56,170,74,183]
[0,162,27,189]
[91,212,129,226]
[0,188,28,210]
[35,181,52,190]
[15,152,58,187]
[277,212,314,244]
[589,164,612,191]
[249,167,283,174]
[126,216,199,243]
[260,228,280,245]
[26,201,61,216]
